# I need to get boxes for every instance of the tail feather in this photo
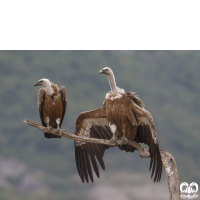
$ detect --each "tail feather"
[44,132,61,138]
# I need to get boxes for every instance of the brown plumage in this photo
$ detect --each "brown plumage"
[74,67,162,183]
[34,78,67,138]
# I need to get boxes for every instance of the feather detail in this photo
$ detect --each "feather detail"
[37,84,67,139]
[74,107,112,183]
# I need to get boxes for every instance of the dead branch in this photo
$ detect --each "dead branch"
[23,119,182,200]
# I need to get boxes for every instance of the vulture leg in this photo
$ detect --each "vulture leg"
[46,116,52,130]
[108,124,118,146]
[56,118,61,137]
[109,135,118,146]
[120,133,128,146]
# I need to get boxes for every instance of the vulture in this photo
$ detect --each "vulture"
[34,78,67,138]
[74,67,162,183]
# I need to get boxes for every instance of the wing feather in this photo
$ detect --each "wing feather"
[85,147,93,182]
[88,142,105,170]
[79,147,86,183]
[59,86,67,126]
[87,143,100,178]
[127,92,162,182]
[38,88,46,126]
[93,126,108,140]
[103,125,113,138]
[90,126,107,151]
[137,119,162,182]
[75,144,83,180]
[98,126,111,140]
[82,148,89,183]
[74,107,112,183]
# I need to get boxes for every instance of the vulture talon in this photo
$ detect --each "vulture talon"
[120,135,128,147]
[108,137,118,147]
[56,119,62,137]
[56,128,62,137]
[47,126,52,131]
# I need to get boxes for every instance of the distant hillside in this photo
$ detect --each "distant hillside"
[0,51,199,199]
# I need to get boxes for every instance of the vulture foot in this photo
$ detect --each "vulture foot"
[47,126,53,131]
[108,137,118,147]
[56,128,62,137]
[120,135,129,146]
[56,119,61,136]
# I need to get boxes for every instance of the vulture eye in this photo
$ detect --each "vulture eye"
[40,80,43,82]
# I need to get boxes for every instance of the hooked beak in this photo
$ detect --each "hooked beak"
[34,81,39,87]
[99,69,104,74]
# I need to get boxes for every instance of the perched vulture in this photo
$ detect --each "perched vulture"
[34,78,67,138]
[74,67,162,183]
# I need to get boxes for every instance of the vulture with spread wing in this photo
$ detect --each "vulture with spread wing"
[34,78,67,138]
[74,67,162,183]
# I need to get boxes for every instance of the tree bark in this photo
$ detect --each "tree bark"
[23,119,182,200]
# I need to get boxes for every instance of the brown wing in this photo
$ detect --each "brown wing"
[38,88,46,127]
[126,92,145,108]
[135,116,162,182]
[75,107,112,183]
[59,86,67,127]
[38,88,61,139]
[119,92,143,153]
[127,92,162,182]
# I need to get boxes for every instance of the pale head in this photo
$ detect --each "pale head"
[99,67,119,96]
[34,78,51,88]
[34,78,54,95]
[99,67,113,76]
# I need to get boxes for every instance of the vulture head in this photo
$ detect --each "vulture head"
[34,78,51,88]
[34,78,54,95]
[99,67,120,96]
[99,67,113,76]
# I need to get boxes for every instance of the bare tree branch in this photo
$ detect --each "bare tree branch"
[23,119,182,200]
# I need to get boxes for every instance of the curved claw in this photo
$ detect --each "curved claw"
[56,128,62,137]
[109,137,118,147]
[47,126,53,131]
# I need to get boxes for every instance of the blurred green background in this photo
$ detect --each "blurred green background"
[0,51,199,200]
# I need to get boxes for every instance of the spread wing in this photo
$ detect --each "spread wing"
[127,92,162,182]
[75,107,112,183]
[59,86,67,127]
[38,88,46,127]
